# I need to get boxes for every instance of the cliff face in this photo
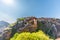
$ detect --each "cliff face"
[2,17,60,40]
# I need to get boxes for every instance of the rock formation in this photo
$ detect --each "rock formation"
[2,17,60,40]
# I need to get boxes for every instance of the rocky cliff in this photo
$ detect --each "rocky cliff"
[2,17,60,40]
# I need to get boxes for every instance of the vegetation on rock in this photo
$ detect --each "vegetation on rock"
[17,18,25,21]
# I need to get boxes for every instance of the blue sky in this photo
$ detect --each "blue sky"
[0,0,60,23]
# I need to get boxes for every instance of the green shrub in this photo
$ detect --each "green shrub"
[10,30,50,40]
[10,33,19,40]
[17,18,25,21]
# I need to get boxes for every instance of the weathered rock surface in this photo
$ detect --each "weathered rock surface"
[2,17,60,40]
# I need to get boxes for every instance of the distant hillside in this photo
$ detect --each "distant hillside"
[0,21,9,32]
[0,21,9,27]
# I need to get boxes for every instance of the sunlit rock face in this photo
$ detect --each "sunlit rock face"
[17,17,37,32]
[12,17,37,33]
